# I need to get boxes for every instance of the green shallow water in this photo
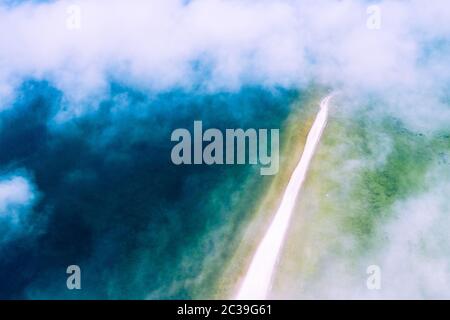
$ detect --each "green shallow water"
[271,98,450,299]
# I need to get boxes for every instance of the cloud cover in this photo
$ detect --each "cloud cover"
[0,0,449,124]
[0,0,449,299]
[0,171,39,244]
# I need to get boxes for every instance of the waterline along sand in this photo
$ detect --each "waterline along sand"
[235,94,333,300]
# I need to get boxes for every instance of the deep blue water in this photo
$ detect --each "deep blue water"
[0,81,300,299]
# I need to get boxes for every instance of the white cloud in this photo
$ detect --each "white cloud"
[0,172,38,243]
[0,0,305,105]
[0,175,34,213]
[375,187,450,298]
[0,0,448,126]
